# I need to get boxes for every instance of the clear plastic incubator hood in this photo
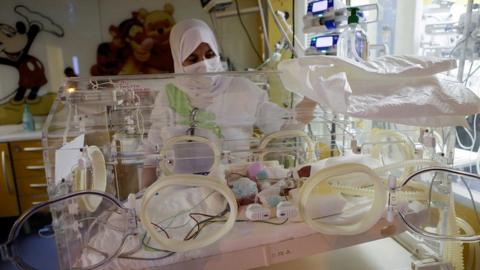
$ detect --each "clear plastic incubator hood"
[1,69,479,270]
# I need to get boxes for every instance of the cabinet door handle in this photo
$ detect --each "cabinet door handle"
[26,165,45,170]
[22,147,43,152]
[1,151,13,195]
[29,183,47,188]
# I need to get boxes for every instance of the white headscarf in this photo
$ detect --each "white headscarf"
[170,19,220,73]
[169,19,231,108]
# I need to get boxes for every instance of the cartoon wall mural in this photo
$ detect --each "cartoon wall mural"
[0,5,64,125]
[91,4,175,76]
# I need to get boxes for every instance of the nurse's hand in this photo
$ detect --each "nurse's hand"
[295,97,317,124]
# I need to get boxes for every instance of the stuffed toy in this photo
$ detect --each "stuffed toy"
[91,4,175,76]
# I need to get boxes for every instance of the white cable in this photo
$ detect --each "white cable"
[456,119,475,150]
[140,174,238,252]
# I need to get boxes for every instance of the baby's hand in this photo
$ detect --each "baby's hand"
[295,97,317,124]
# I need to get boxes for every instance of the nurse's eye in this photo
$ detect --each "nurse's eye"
[205,50,216,59]
[185,54,199,64]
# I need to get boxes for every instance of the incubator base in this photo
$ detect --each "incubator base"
[100,217,405,270]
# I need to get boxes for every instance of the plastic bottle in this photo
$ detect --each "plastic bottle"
[23,104,35,132]
[336,7,368,62]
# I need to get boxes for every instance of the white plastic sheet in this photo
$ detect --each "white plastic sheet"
[279,55,480,126]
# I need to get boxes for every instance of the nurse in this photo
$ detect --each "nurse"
[142,19,315,187]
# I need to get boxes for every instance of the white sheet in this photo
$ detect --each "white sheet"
[278,55,480,127]
[86,211,317,269]
[82,194,375,269]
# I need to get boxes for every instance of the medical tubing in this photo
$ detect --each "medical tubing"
[456,124,475,150]
[265,0,297,57]
[257,0,271,59]
[4,191,125,270]
[125,243,175,262]
[443,235,465,270]
[140,174,238,252]
[329,183,425,201]
[399,167,480,242]
[400,167,480,188]
[275,8,307,52]
[119,251,175,261]
[473,114,477,150]
[328,159,439,200]
[182,210,231,241]
[154,191,217,230]
[373,159,440,178]
[477,150,480,180]
[456,217,478,270]
[457,0,474,82]
[298,163,387,235]
[443,192,464,270]
[459,176,480,228]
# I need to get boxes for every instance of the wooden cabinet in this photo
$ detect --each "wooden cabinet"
[0,140,48,217]
[10,140,48,213]
[0,143,19,217]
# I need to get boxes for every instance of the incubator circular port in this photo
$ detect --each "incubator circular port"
[140,174,238,252]
[298,163,387,235]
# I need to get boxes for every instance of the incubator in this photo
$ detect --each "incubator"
[1,69,479,270]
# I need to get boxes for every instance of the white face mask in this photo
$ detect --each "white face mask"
[183,56,223,73]
[181,57,224,99]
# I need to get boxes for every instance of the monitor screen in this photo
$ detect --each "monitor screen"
[315,36,333,48]
[312,1,328,13]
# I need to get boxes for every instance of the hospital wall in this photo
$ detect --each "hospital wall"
[0,0,261,99]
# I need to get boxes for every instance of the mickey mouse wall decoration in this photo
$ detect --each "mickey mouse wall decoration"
[0,5,64,125]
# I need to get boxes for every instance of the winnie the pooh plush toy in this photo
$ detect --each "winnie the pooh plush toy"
[91,4,175,76]
[135,4,175,73]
